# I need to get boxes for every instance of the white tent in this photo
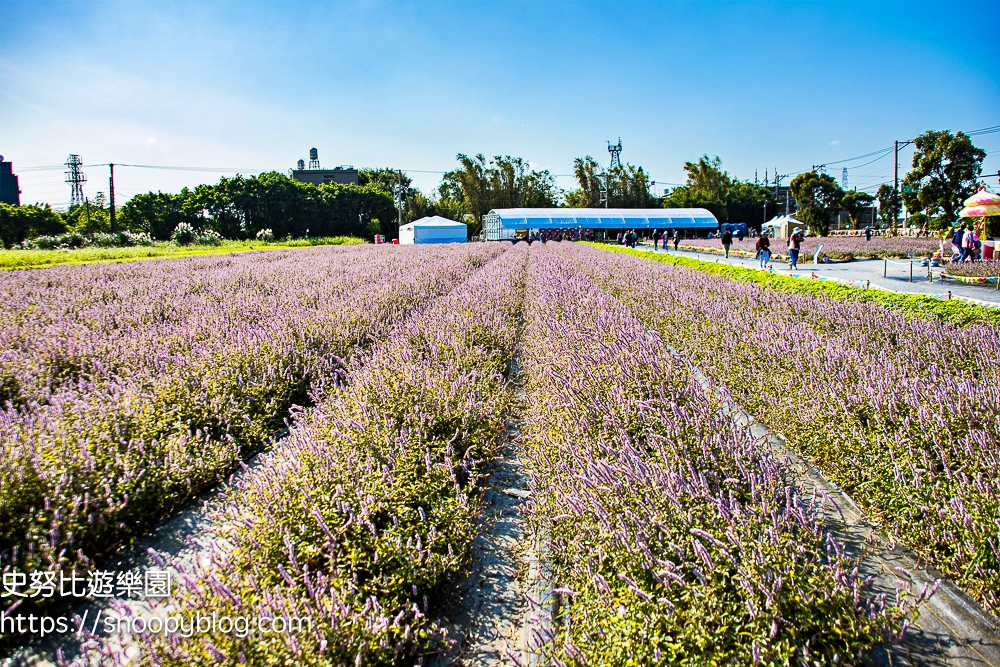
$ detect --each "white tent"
[762,215,806,238]
[398,216,468,244]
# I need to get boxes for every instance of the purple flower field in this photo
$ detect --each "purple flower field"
[563,242,1000,614]
[102,244,529,665]
[0,243,502,626]
[3,241,994,664]
[520,245,905,664]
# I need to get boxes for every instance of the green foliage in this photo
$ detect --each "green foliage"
[901,130,986,224]
[985,216,1000,238]
[358,167,412,191]
[603,245,1000,327]
[661,155,772,226]
[439,154,561,234]
[0,203,68,247]
[841,190,875,228]
[0,237,364,270]
[567,156,656,208]
[789,170,844,236]
[171,221,197,245]
[118,172,397,241]
[876,184,902,228]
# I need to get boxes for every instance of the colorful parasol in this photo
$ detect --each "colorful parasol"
[959,186,1000,217]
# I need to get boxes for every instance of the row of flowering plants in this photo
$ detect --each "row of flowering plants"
[944,259,1000,278]
[676,236,944,260]
[518,244,907,665]
[0,244,502,638]
[567,243,1000,614]
[98,244,529,665]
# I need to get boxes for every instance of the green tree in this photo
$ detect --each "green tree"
[567,156,655,208]
[0,203,67,247]
[660,156,772,227]
[358,168,411,192]
[683,155,731,200]
[569,156,603,207]
[440,154,560,235]
[840,190,875,229]
[900,130,985,224]
[119,172,395,241]
[789,170,844,236]
[724,180,773,228]
[875,184,902,229]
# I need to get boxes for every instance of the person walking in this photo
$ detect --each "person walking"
[963,225,977,262]
[788,227,804,270]
[721,228,733,258]
[865,226,872,242]
[953,225,967,261]
[756,234,771,269]
[673,231,681,250]
[653,229,661,250]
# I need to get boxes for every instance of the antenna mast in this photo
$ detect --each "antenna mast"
[607,137,622,169]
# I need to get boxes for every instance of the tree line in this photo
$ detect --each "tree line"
[790,130,988,235]
[0,129,990,247]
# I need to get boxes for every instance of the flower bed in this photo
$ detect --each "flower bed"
[517,244,905,665]
[678,236,943,260]
[106,244,529,665]
[0,244,503,634]
[944,259,1000,279]
[573,243,1000,614]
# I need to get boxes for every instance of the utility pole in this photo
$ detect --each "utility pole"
[597,172,609,208]
[894,139,914,234]
[84,197,92,236]
[109,163,117,234]
[392,172,405,236]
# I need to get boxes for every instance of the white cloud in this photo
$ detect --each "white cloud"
[830,139,841,145]
[146,137,157,144]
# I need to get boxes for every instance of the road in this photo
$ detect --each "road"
[637,244,1000,308]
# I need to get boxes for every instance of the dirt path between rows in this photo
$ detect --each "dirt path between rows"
[3,449,268,667]
[694,366,1000,667]
[428,354,551,667]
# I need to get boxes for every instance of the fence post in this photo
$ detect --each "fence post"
[910,262,913,283]
[884,259,887,277]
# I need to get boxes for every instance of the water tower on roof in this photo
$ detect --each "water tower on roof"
[290,147,360,186]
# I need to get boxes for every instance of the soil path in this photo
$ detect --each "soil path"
[3,450,267,667]
[696,366,1000,666]
[428,354,550,667]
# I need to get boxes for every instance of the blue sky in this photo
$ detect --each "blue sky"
[1,0,998,208]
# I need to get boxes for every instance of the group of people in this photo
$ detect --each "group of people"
[717,226,804,269]
[650,229,682,250]
[527,228,594,244]
[951,224,985,262]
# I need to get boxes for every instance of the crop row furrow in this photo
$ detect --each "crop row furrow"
[564,242,1000,614]
[518,244,906,665]
[0,243,504,627]
[96,243,529,666]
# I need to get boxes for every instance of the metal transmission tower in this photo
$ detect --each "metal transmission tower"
[607,138,622,169]
[842,168,848,189]
[64,154,86,206]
